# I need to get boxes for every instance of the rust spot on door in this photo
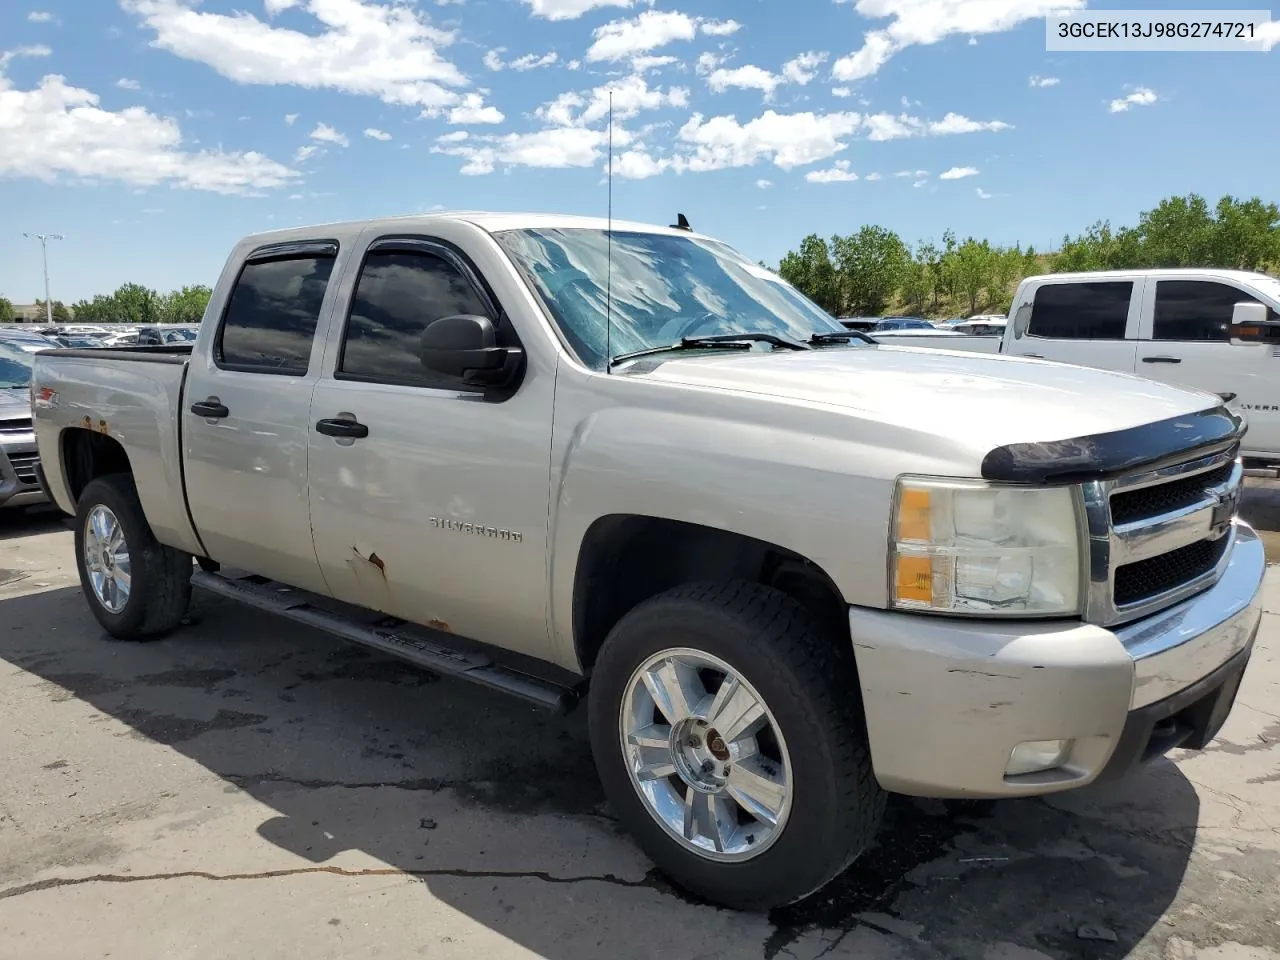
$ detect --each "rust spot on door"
[425,619,453,634]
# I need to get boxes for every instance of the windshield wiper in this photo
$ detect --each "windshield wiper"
[808,330,877,345]
[609,333,811,368]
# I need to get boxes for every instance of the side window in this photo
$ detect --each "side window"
[1153,280,1269,341]
[1028,281,1132,340]
[217,254,336,374]
[339,249,494,388]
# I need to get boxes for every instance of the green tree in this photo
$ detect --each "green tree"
[915,240,943,312]
[1137,194,1216,267]
[110,282,160,324]
[989,246,1028,312]
[830,225,909,315]
[953,239,995,314]
[0,297,14,323]
[33,299,72,323]
[1207,196,1280,270]
[70,294,119,323]
[900,254,929,313]
[777,235,840,313]
[158,284,213,324]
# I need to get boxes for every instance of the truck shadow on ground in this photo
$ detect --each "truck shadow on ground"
[0,584,1202,960]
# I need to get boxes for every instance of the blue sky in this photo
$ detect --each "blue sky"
[0,0,1276,303]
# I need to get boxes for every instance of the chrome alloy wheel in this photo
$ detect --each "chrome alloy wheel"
[619,648,793,862]
[84,504,131,614]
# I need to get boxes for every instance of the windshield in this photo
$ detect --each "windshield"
[494,228,847,368]
[0,344,33,389]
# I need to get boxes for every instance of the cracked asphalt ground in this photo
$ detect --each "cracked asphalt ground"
[2,487,1280,960]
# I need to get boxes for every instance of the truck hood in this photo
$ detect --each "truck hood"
[626,345,1228,473]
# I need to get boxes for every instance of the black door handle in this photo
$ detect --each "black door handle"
[1023,353,1044,359]
[1142,356,1182,364]
[190,399,229,418]
[315,418,369,439]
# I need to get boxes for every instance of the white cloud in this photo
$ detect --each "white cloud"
[782,51,828,85]
[806,160,858,183]
[1259,20,1280,49]
[523,0,633,20]
[115,78,141,90]
[939,165,978,179]
[632,54,677,72]
[864,171,882,181]
[537,73,687,126]
[310,122,349,146]
[863,110,1009,140]
[1109,86,1157,113]
[756,178,773,189]
[708,65,783,99]
[678,109,862,171]
[294,144,320,162]
[976,187,993,199]
[434,126,607,175]
[587,11,698,62]
[513,51,559,70]
[894,169,927,177]
[483,49,505,70]
[123,0,468,112]
[364,127,392,140]
[833,0,1085,81]
[832,86,851,97]
[701,19,742,36]
[0,69,297,194]
[437,130,469,143]
[1029,75,1060,88]
[913,178,927,188]
[28,11,54,22]
[0,45,52,68]
[284,113,298,125]
[448,93,505,124]
[613,148,670,179]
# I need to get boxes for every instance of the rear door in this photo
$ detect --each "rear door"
[1139,277,1280,457]
[182,240,341,593]
[1003,278,1140,372]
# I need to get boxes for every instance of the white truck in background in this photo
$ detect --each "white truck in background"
[870,269,1280,465]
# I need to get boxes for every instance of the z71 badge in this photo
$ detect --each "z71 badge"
[429,517,523,543]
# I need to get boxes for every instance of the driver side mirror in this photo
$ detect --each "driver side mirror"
[419,314,524,389]
[1229,302,1271,345]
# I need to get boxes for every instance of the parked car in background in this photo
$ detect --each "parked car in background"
[41,324,111,338]
[870,269,1280,463]
[31,213,1265,910]
[100,331,140,347]
[137,325,199,346]
[0,328,61,354]
[837,316,880,332]
[0,342,46,509]
[872,316,934,331]
[53,334,106,349]
[953,318,1008,336]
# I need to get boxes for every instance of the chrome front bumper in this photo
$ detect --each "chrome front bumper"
[849,522,1266,799]
[0,438,46,508]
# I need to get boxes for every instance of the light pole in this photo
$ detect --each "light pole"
[23,232,64,325]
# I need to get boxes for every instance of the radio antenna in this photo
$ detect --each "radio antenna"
[605,89,614,373]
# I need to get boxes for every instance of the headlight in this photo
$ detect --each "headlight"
[890,477,1082,616]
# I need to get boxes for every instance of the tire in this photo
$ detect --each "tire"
[588,581,885,911]
[74,474,192,641]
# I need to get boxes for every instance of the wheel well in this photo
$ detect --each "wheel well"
[61,428,133,504]
[572,515,849,672]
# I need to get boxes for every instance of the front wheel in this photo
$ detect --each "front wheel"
[74,474,192,640]
[588,582,885,911]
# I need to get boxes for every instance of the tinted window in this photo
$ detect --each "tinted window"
[1153,280,1274,341]
[1029,281,1132,340]
[218,255,335,373]
[340,250,492,387]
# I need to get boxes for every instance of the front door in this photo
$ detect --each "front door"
[1003,278,1140,373]
[182,242,340,593]
[306,235,556,659]
[1139,278,1280,457]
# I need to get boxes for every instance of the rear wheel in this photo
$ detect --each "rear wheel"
[588,581,885,911]
[74,474,192,640]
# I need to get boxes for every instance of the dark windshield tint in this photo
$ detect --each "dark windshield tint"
[494,228,845,368]
[0,345,33,388]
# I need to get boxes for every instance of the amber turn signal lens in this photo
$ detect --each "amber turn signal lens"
[893,556,933,604]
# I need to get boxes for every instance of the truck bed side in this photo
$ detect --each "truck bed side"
[32,346,205,556]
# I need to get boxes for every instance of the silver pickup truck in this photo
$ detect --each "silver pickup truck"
[31,213,1265,910]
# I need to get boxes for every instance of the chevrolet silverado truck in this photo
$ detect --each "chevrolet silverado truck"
[1,342,46,509]
[871,269,1280,463]
[31,214,1265,910]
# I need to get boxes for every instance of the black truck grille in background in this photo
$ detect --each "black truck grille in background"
[6,451,39,485]
[0,418,33,436]
[1110,459,1235,525]
[1113,536,1230,607]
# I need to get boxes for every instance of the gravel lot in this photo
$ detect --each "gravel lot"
[1,488,1279,960]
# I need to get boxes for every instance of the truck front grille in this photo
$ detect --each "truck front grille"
[0,418,32,436]
[5,451,39,486]
[1083,444,1242,625]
